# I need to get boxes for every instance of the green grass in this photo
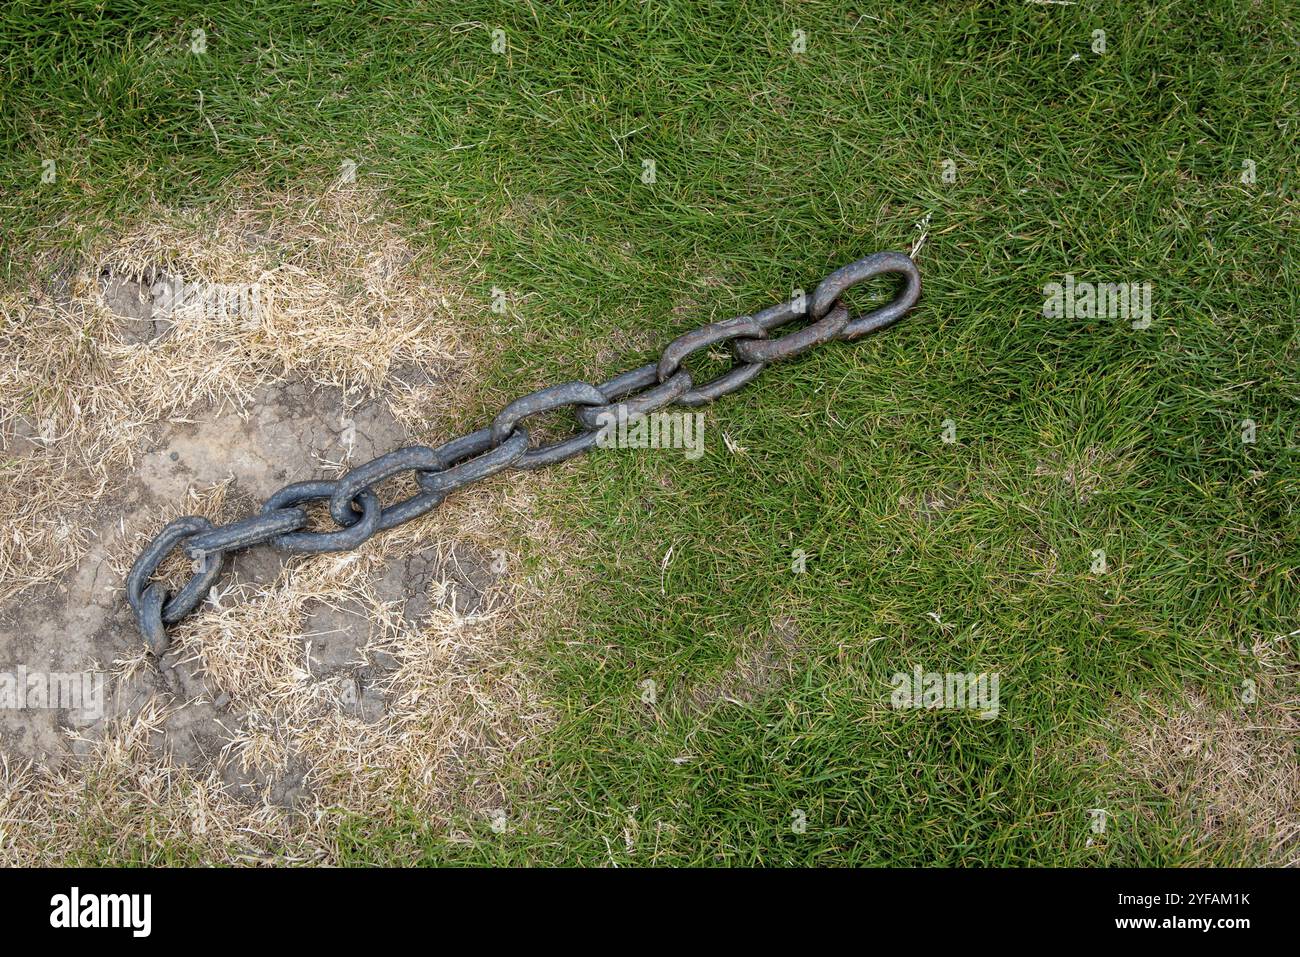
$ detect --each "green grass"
[4,0,1296,865]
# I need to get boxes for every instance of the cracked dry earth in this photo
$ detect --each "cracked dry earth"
[1,376,504,800]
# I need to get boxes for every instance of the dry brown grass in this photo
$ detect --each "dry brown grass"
[0,184,477,602]
[0,183,585,865]
[0,475,578,865]
[1106,634,1299,865]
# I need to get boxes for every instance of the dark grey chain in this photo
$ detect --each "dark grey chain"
[127,251,921,653]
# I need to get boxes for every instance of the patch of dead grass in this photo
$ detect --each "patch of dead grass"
[0,462,583,867]
[0,184,480,602]
[673,615,803,717]
[0,184,590,864]
[1105,635,1299,864]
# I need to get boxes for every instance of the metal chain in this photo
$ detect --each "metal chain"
[126,251,921,653]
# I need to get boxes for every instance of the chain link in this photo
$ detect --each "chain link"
[126,251,921,652]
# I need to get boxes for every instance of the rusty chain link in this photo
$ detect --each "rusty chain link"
[127,250,921,653]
